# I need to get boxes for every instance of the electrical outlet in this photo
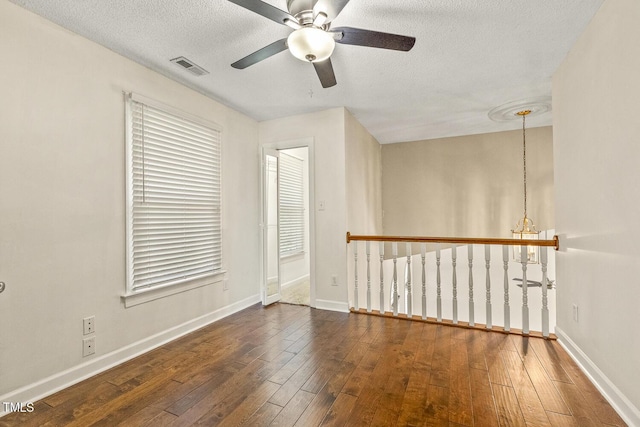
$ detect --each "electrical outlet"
[83,316,95,335]
[572,304,579,322]
[331,275,338,286]
[83,337,95,357]
[223,278,229,291]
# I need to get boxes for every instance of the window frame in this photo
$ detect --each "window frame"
[122,93,224,307]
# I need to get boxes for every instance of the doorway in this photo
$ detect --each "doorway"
[261,140,314,307]
[278,147,310,305]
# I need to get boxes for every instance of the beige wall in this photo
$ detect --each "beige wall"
[345,109,383,235]
[0,1,260,400]
[382,127,554,238]
[553,0,640,421]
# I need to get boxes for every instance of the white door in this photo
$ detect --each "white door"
[262,148,281,305]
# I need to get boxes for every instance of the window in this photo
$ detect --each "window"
[125,93,222,295]
[279,152,304,257]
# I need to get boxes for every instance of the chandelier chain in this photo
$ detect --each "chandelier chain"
[522,112,527,218]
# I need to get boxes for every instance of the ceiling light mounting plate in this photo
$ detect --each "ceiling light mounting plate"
[488,97,551,122]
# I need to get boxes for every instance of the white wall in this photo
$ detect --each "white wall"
[0,1,260,402]
[259,109,348,310]
[553,0,640,423]
[382,127,554,238]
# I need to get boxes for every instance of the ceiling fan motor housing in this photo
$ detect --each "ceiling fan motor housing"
[287,0,315,17]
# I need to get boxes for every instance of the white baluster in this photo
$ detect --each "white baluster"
[436,245,442,322]
[421,243,427,320]
[521,246,529,335]
[452,245,458,324]
[503,245,510,332]
[541,246,549,337]
[366,241,372,313]
[354,241,359,311]
[406,242,412,317]
[379,242,385,314]
[485,245,492,330]
[468,245,474,327]
[392,242,398,317]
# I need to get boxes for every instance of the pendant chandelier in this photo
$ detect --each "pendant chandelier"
[511,109,540,263]
[488,97,551,264]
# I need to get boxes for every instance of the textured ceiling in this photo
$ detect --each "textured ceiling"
[10,0,603,143]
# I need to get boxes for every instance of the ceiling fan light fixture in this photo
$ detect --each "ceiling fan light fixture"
[287,26,335,62]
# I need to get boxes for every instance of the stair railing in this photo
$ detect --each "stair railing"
[346,232,559,338]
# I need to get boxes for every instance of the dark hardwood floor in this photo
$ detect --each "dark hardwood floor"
[0,303,626,426]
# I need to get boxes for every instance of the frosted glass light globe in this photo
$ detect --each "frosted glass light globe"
[287,27,335,62]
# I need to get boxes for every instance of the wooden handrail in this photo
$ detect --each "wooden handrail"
[346,232,559,250]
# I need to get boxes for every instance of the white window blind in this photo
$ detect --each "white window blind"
[126,95,221,293]
[279,153,304,257]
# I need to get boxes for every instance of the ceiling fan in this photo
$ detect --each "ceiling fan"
[228,0,416,88]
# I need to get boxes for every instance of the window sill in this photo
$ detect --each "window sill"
[121,271,226,308]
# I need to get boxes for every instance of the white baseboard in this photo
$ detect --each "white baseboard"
[556,327,640,427]
[315,299,349,313]
[281,274,310,290]
[0,293,261,418]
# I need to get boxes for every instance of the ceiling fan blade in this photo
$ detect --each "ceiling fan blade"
[231,38,288,69]
[313,0,351,22]
[313,58,337,88]
[227,0,296,26]
[332,26,416,51]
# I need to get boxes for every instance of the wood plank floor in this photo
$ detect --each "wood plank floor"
[0,303,626,426]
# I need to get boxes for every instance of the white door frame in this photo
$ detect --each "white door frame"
[260,137,316,308]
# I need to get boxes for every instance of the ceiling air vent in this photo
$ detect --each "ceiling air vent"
[170,56,209,77]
